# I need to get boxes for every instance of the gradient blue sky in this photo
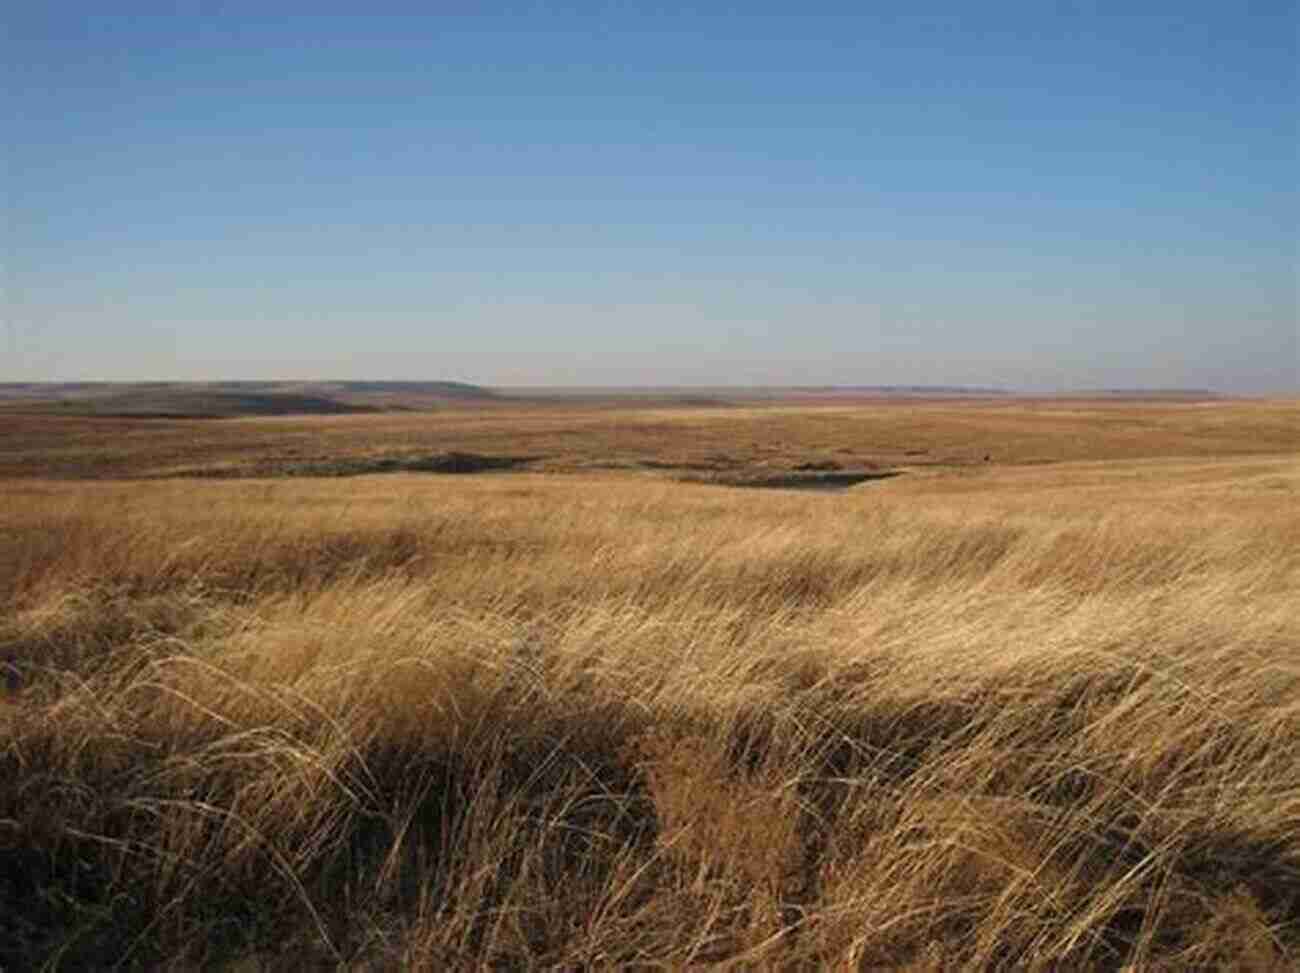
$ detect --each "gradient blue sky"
[5,2,1297,390]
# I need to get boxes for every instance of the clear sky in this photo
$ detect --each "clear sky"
[5,2,1297,390]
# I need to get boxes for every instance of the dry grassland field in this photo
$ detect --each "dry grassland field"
[2,395,1298,969]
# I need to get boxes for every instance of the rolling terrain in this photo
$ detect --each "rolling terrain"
[1,397,1297,969]
[0,395,1294,481]
[0,380,500,417]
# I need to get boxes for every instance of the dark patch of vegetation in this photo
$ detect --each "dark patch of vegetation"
[682,469,903,491]
[171,451,538,479]
[97,392,380,418]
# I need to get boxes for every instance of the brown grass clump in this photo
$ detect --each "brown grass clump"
[1,420,1297,968]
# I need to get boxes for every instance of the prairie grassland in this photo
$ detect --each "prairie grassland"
[1,409,1298,968]
[3,396,1298,479]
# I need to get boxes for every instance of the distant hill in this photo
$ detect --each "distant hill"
[0,381,500,417]
[317,381,492,398]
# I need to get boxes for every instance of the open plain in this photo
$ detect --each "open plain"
[2,395,1298,969]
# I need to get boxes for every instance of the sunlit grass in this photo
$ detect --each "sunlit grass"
[2,450,1297,968]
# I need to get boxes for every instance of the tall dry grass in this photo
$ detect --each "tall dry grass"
[2,456,1298,969]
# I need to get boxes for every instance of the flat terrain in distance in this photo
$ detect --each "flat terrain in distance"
[0,394,1295,480]
[2,395,1297,969]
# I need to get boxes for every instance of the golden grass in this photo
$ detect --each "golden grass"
[2,396,1297,479]
[1,405,1298,968]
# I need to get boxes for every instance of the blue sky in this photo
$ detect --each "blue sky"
[5,3,1296,390]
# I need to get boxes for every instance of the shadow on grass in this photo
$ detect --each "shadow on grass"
[164,452,540,479]
[680,470,903,492]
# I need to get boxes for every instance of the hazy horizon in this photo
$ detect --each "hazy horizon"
[6,4,1297,393]
[0,378,1262,399]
